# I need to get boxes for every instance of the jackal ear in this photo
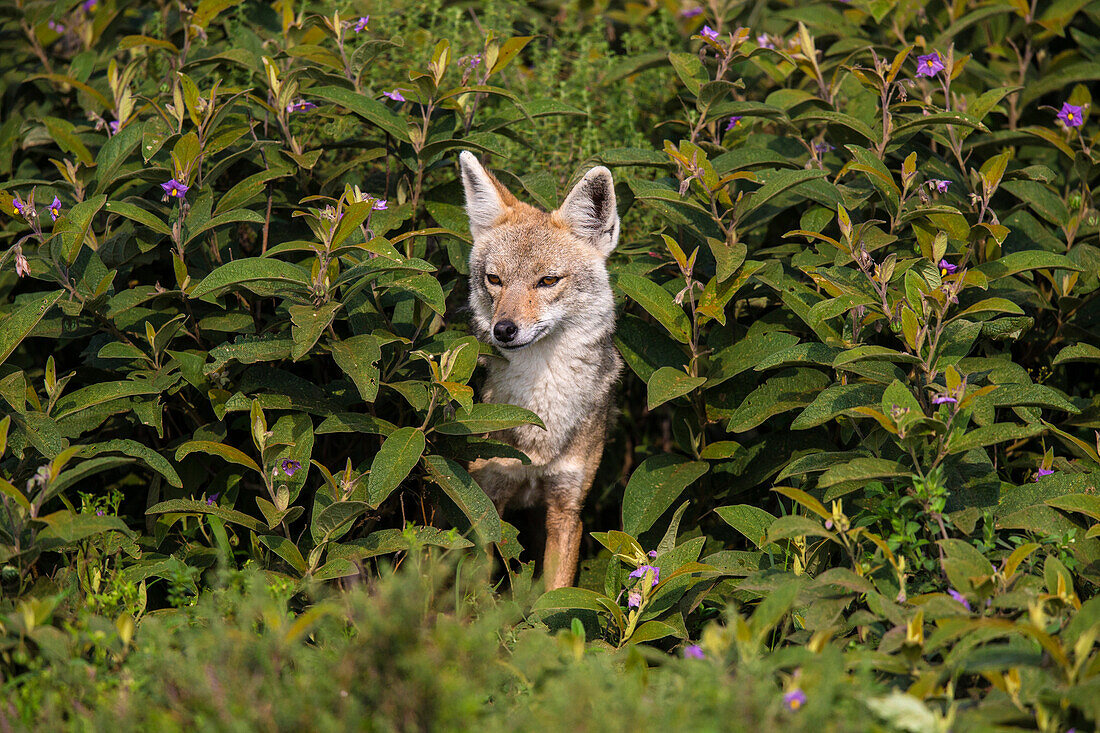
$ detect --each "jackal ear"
[556,166,620,257]
[458,151,514,237]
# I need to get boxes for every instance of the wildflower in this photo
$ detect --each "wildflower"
[463,54,482,68]
[286,100,317,113]
[756,34,775,49]
[109,120,120,134]
[947,588,971,611]
[281,458,301,477]
[813,141,835,154]
[927,179,951,193]
[14,251,29,278]
[824,519,834,530]
[1034,467,1054,481]
[96,510,104,516]
[932,394,957,405]
[784,688,807,711]
[353,16,369,33]
[725,116,742,130]
[48,20,65,33]
[938,259,957,276]
[683,644,705,659]
[680,7,703,17]
[372,199,387,211]
[49,196,61,221]
[82,0,97,11]
[382,89,406,102]
[1057,102,1085,129]
[629,564,660,586]
[627,590,642,608]
[915,52,944,77]
[161,179,189,201]
[647,550,658,558]
[700,25,719,40]
[12,197,25,216]
[206,493,219,506]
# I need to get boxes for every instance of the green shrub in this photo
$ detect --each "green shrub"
[1,0,1100,728]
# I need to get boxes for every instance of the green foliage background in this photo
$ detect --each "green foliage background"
[2,0,1100,729]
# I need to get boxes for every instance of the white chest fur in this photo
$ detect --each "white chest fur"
[484,333,600,462]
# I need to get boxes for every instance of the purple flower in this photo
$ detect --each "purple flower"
[938,259,957,276]
[161,179,189,201]
[824,519,834,530]
[947,588,971,611]
[1057,102,1085,129]
[680,7,703,17]
[48,20,65,33]
[372,199,388,211]
[1034,467,1054,481]
[12,197,25,216]
[206,493,219,506]
[629,564,660,586]
[700,25,719,40]
[281,458,301,477]
[286,100,317,114]
[464,54,482,68]
[627,590,641,608]
[916,52,945,77]
[49,196,61,221]
[647,550,658,558]
[683,644,705,659]
[382,89,406,102]
[725,116,742,131]
[932,394,957,405]
[353,16,370,33]
[96,510,104,516]
[82,0,97,11]
[109,120,120,134]
[926,179,951,194]
[756,34,775,49]
[813,141,835,154]
[784,688,807,711]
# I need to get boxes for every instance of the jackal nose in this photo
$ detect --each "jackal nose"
[493,320,518,343]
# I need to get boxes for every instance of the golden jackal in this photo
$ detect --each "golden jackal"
[458,151,622,590]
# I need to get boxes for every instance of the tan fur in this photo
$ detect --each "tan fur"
[459,151,622,590]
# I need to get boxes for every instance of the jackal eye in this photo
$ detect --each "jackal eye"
[485,273,502,286]
[537,275,561,287]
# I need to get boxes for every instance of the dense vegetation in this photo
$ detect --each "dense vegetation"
[2,0,1100,729]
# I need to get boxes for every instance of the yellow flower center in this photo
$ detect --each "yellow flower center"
[940,268,948,276]
[1068,112,1076,121]
[790,699,802,710]
[170,189,178,196]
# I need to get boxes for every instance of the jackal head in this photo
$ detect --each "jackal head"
[458,151,620,352]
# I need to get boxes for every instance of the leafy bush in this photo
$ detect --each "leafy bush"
[2,0,1100,728]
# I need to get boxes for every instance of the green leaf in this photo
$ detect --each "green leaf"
[174,440,261,474]
[1046,494,1100,523]
[647,367,705,410]
[190,258,312,299]
[328,527,473,561]
[104,200,171,236]
[434,403,545,434]
[309,86,410,141]
[727,368,830,432]
[988,383,1077,413]
[668,52,707,96]
[329,335,383,403]
[532,586,607,613]
[622,455,708,536]
[423,455,502,544]
[289,302,341,361]
[706,329,799,387]
[1053,343,1100,365]
[146,499,266,532]
[0,290,64,368]
[38,511,134,546]
[973,250,1082,281]
[618,273,691,343]
[313,501,370,543]
[259,534,307,574]
[367,427,426,508]
[737,168,828,221]
[313,558,359,581]
[59,194,106,263]
[715,505,779,551]
[791,382,885,430]
[818,457,910,488]
[81,439,182,487]
[184,208,265,245]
